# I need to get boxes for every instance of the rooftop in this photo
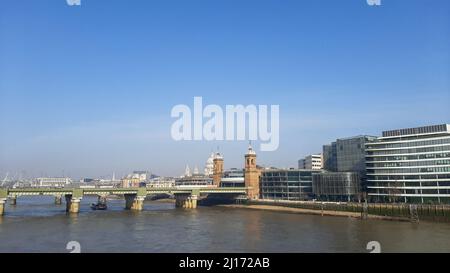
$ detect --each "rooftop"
[382,124,449,137]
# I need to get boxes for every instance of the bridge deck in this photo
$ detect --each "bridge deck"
[1,187,248,198]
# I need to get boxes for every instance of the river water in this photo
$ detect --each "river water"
[0,196,449,253]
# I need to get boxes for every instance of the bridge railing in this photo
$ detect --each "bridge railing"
[2,186,248,197]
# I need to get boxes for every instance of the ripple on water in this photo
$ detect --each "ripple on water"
[1,199,450,252]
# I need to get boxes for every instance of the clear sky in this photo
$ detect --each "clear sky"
[1,0,449,179]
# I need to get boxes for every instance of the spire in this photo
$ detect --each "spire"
[214,146,223,160]
[184,165,191,177]
[246,141,256,155]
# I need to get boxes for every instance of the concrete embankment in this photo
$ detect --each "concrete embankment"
[218,204,412,222]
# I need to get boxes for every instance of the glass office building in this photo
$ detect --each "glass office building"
[323,142,337,172]
[366,124,450,204]
[260,169,322,200]
[220,168,245,187]
[336,135,377,175]
[323,135,377,193]
[312,172,361,202]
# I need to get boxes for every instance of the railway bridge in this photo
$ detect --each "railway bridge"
[0,187,248,215]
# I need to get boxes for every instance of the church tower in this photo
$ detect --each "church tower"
[213,152,224,186]
[245,143,260,199]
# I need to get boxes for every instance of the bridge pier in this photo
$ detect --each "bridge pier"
[0,187,245,216]
[55,195,62,205]
[9,196,17,206]
[175,194,198,209]
[124,194,145,211]
[0,198,6,216]
[65,195,82,213]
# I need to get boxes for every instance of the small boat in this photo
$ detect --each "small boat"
[90,202,107,210]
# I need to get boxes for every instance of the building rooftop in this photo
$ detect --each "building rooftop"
[336,135,378,141]
[382,124,449,137]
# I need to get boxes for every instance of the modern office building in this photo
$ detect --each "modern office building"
[79,178,98,183]
[260,168,322,200]
[220,168,245,187]
[33,177,72,188]
[298,159,305,169]
[312,172,361,202]
[323,142,337,171]
[298,154,323,170]
[366,124,450,204]
[336,136,377,174]
[322,135,377,194]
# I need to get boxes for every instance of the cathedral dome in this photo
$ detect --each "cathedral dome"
[204,152,215,176]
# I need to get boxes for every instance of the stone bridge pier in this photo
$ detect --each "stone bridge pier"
[9,196,17,206]
[66,189,83,213]
[65,195,82,213]
[0,198,6,216]
[0,189,8,216]
[175,194,198,209]
[124,194,145,211]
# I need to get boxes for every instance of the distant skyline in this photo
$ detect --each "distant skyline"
[1,0,449,178]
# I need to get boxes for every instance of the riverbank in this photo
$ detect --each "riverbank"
[218,204,413,222]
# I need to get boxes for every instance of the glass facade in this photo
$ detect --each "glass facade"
[260,169,321,200]
[323,142,337,171]
[336,136,377,175]
[366,124,450,204]
[323,136,376,192]
[312,172,361,202]
[220,168,245,187]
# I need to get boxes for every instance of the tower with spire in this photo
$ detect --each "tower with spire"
[245,142,260,199]
[212,150,224,186]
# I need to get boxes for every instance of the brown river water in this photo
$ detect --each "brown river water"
[0,196,449,253]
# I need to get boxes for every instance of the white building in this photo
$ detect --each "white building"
[33,177,72,188]
[147,177,175,188]
[121,171,151,188]
[366,124,450,204]
[298,154,323,170]
[204,152,215,176]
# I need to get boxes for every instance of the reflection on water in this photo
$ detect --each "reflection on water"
[0,196,450,253]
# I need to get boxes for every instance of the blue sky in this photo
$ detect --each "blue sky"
[1,0,449,179]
